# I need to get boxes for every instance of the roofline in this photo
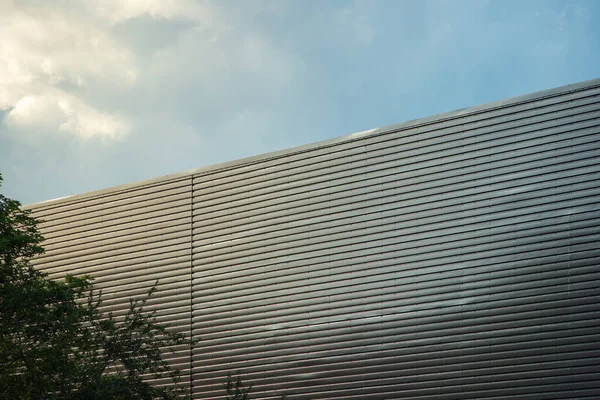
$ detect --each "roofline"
[25,77,600,209]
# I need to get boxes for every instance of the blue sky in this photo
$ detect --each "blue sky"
[0,0,598,204]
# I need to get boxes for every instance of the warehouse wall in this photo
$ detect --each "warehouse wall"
[29,177,194,389]
[29,78,600,399]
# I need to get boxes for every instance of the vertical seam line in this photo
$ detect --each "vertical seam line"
[189,174,194,397]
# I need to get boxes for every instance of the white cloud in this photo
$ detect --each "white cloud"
[0,3,138,86]
[0,0,295,141]
[56,97,130,139]
[0,0,137,138]
[84,0,213,24]
[5,92,130,139]
[6,95,67,130]
[0,0,596,207]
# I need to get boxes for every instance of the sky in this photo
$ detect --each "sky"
[0,0,598,205]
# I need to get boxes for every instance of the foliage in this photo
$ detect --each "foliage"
[0,174,194,399]
[224,372,253,400]
[224,372,287,400]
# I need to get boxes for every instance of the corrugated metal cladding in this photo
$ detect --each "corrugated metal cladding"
[28,78,600,399]
[28,178,194,391]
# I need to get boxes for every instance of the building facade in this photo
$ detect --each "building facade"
[28,78,600,399]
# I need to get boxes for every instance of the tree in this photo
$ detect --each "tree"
[224,372,253,400]
[0,174,194,399]
[224,372,287,400]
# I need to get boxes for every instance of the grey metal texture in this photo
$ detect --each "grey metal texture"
[27,77,600,399]
[28,177,194,391]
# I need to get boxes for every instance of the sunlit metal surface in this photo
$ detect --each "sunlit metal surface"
[29,78,600,399]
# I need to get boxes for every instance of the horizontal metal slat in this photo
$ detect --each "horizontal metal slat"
[190,88,600,193]
[91,271,191,295]
[193,357,600,395]
[190,279,598,342]
[192,154,600,238]
[192,218,598,285]
[191,253,599,324]
[191,269,599,332]
[192,335,599,383]
[39,241,190,274]
[192,293,599,362]
[37,233,191,269]
[193,116,600,217]
[30,177,191,217]
[192,249,598,322]
[38,226,191,265]
[195,223,596,304]
[195,203,597,289]
[194,145,600,247]
[191,216,598,282]
[191,201,599,269]
[195,369,600,400]
[45,254,190,285]
[193,175,599,257]
[191,290,599,345]
[39,196,192,237]
[191,324,600,381]
[41,214,191,255]
[192,137,599,246]
[192,107,600,209]
[99,283,192,308]
[36,184,191,227]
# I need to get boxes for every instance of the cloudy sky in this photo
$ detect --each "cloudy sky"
[1,0,598,205]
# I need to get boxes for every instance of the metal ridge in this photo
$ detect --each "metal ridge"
[25,77,600,210]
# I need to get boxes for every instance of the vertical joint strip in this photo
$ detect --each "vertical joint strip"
[189,175,194,397]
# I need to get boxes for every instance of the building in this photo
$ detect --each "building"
[28,78,600,399]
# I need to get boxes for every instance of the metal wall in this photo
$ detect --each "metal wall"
[29,78,600,399]
[29,177,194,389]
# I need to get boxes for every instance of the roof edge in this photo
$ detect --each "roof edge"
[25,77,600,210]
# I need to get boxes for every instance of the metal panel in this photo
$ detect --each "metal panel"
[29,177,194,394]
[27,78,600,399]
[190,80,600,399]
[191,109,600,207]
